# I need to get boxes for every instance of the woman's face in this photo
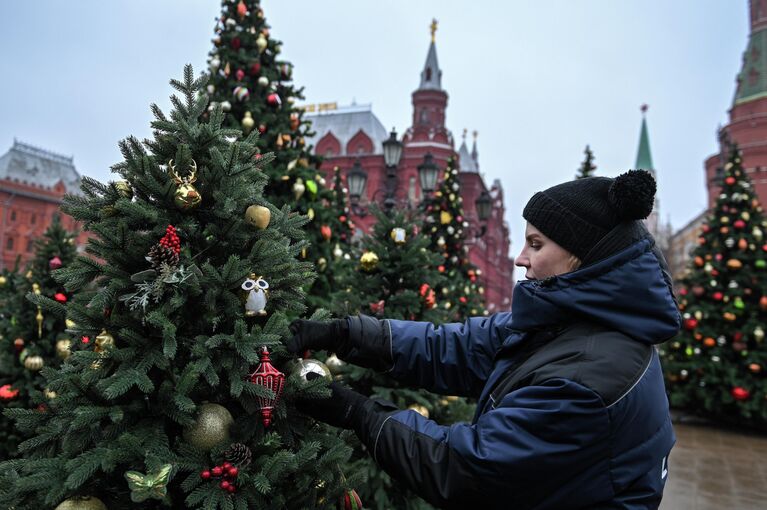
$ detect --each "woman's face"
[515,223,580,280]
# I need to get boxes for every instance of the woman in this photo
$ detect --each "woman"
[289,169,680,509]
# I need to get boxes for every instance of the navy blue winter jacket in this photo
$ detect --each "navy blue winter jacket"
[347,237,681,509]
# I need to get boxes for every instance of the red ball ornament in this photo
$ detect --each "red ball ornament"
[49,256,63,270]
[438,265,445,273]
[725,176,736,185]
[200,470,211,480]
[249,62,261,76]
[13,338,24,351]
[734,219,746,229]
[249,347,286,427]
[235,68,245,81]
[731,386,750,401]
[212,466,223,477]
[679,288,688,296]
[760,296,767,310]
[266,93,281,106]
[339,215,347,222]
[340,489,363,510]
[54,292,67,303]
[231,37,241,50]
[320,225,332,241]
[258,124,267,134]
[0,384,20,401]
[220,480,231,490]
[227,467,239,478]
[236,0,247,19]
[683,318,698,331]
[81,336,90,344]
[712,292,723,301]
[733,331,743,341]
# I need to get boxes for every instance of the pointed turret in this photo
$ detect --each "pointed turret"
[419,19,443,91]
[458,129,478,173]
[635,104,654,171]
[735,1,767,104]
[471,130,479,169]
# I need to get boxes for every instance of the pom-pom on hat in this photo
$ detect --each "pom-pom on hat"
[522,169,656,262]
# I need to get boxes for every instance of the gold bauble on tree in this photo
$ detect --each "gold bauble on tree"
[0,275,7,286]
[241,111,255,134]
[92,330,116,369]
[245,205,271,229]
[183,403,234,451]
[360,251,380,272]
[325,354,345,375]
[24,355,44,371]
[56,338,72,360]
[54,496,108,510]
[288,358,332,383]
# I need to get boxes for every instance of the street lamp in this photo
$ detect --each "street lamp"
[474,190,492,238]
[347,159,368,216]
[382,129,403,212]
[417,152,439,198]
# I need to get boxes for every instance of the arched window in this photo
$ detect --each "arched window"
[6,237,13,250]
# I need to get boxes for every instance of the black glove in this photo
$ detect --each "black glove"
[286,319,350,356]
[294,373,369,429]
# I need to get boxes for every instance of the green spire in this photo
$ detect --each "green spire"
[734,26,767,105]
[635,105,654,171]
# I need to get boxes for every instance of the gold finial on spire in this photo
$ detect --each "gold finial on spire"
[430,18,438,42]
[462,128,467,140]
[473,130,478,140]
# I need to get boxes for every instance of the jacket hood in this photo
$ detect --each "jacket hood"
[511,237,681,344]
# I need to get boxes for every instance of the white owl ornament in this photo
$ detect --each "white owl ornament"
[242,273,269,317]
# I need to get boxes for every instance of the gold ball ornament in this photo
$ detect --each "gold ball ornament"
[24,355,44,371]
[241,111,255,134]
[325,354,345,375]
[408,404,430,419]
[289,358,332,382]
[726,259,743,270]
[360,251,380,272]
[115,180,133,200]
[245,205,271,229]
[66,318,76,329]
[440,211,453,225]
[256,33,268,53]
[54,496,108,510]
[183,403,234,451]
[44,388,57,399]
[0,275,6,286]
[332,243,344,259]
[56,339,72,360]
[755,327,765,342]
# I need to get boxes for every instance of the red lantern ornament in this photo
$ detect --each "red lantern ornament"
[249,347,285,427]
[725,176,736,185]
[49,256,63,270]
[249,61,261,76]
[54,292,67,303]
[683,318,698,331]
[235,68,245,81]
[340,489,363,510]
[320,225,332,241]
[734,219,746,229]
[731,386,750,401]
[0,384,19,401]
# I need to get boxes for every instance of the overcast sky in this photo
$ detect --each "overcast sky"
[0,1,748,278]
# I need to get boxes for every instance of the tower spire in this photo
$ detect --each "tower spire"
[471,130,479,166]
[736,1,767,104]
[419,19,442,90]
[635,104,654,171]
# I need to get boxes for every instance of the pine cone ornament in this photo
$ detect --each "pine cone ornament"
[147,225,181,269]
[224,443,252,467]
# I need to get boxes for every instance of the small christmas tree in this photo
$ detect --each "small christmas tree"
[576,144,597,179]
[661,144,767,429]
[0,216,78,459]
[0,66,359,509]
[423,156,486,321]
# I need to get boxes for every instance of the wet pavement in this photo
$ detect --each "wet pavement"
[660,421,767,509]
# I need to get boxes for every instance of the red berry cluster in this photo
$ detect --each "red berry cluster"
[159,225,181,255]
[200,462,239,494]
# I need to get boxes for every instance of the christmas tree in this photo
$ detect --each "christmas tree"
[204,0,346,313]
[333,208,474,510]
[576,144,597,179]
[0,216,78,459]
[661,144,767,429]
[0,66,360,509]
[423,156,486,321]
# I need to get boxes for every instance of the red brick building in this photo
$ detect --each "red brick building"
[705,0,767,206]
[0,140,88,271]
[305,26,514,312]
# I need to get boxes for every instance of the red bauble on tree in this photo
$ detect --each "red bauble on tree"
[53,292,67,303]
[320,225,332,241]
[683,318,698,331]
[249,347,285,427]
[266,93,281,106]
[731,386,750,401]
[49,256,63,270]
[235,68,245,81]
[725,176,736,185]
[249,61,261,76]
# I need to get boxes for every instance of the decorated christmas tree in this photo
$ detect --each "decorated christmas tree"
[0,66,361,509]
[423,156,486,321]
[661,144,767,429]
[332,208,474,510]
[0,216,78,459]
[204,0,346,312]
[576,144,597,179]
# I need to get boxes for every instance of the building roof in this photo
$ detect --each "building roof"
[735,24,767,105]
[419,40,443,91]
[458,139,478,173]
[304,104,389,155]
[635,110,654,171]
[0,140,82,194]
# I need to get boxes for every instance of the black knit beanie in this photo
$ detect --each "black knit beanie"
[522,170,657,262]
